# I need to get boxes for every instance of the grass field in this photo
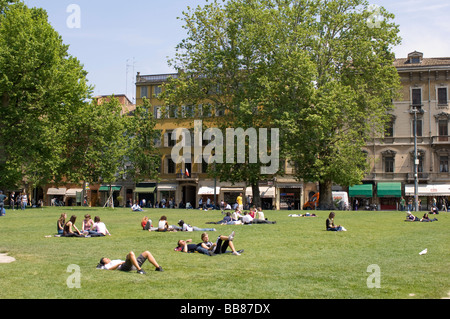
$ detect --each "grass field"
[0,206,448,299]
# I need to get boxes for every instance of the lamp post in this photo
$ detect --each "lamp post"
[411,105,424,212]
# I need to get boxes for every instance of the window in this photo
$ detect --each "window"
[202,161,209,174]
[154,130,162,147]
[165,130,176,147]
[385,120,394,137]
[411,88,422,107]
[154,86,162,97]
[168,106,178,118]
[439,120,448,142]
[140,86,148,98]
[154,106,161,119]
[438,87,448,105]
[414,119,423,137]
[440,156,449,173]
[417,155,424,173]
[167,156,176,174]
[184,105,194,118]
[384,156,394,173]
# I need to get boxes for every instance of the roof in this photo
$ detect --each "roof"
[394,57,450,69]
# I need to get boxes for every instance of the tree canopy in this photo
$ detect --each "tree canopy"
[164,0,401,208]
[0,2,92,189]
[0,2,160,194]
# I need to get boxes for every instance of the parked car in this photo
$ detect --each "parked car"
[303,192,349,210]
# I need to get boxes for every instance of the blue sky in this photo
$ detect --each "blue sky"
[22,0,450,102]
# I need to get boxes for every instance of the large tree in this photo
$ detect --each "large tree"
[165,0,400,209]
[60,96,161,205]
[0,2,91,190]
[267,0,401,209]
[163,0,290,208]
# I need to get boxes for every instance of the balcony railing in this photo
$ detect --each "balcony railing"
[432,135,450,144]
[136,73,178,83]
[176,173,199,181]
[407,172,430,181]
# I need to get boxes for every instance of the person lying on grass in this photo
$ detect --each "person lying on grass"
[174,239,204,253]
[175,232,243,256]
[198,231,242,256]
[97,250,163,274]
[177,220,216,232]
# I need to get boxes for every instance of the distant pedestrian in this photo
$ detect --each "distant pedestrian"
[9,191,15,210]
[21,192,27,210]
[0,191,7,216]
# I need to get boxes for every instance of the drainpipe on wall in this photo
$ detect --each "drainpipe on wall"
[428,69,432,175]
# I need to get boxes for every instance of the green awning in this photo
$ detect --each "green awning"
[377,182,402,197]
[99,186,122,192]
[349,184,373,197]
[134,187,156,194]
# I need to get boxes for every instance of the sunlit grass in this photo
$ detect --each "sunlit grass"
[0,206,448,299]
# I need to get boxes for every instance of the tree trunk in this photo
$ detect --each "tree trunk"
[318,180,335,210]
[251,181,261,208]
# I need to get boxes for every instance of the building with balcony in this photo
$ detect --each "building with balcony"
[362,51,450,210]
[135,51,450,211]
[134,72,309,210]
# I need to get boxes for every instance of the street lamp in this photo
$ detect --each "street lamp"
[410,105,425,212]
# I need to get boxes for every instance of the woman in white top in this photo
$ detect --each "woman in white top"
[91,216,111,236]
[157,215,177,232]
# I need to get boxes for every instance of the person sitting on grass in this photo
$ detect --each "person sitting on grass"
[157,215,177,232]
[198,231,242,256]
[141,216,157,231]
[91,216,111,236]
[63,215,84,237]
[57,213,67,235]
[82,214,94,234]
[326,212,347,231]
[97,250,163,274]
[249,207,277,224]
[132,202,143,212]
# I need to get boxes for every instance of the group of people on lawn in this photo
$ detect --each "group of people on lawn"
[55,210,246,275]
[57,213,111,237]
[55,201,441,275]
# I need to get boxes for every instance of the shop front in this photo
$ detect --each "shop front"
[198,186,221,208]
[278,185,301,210]
[377,182,402,210]
[65,188,83,206]
[221,187,244,208]
[405,184,450,211]
[245,185,275,210]
[47,187,66,206]
[99,185,122,207]
[134,183,156,207]
[349,184,373,210]
[156,184,177,207]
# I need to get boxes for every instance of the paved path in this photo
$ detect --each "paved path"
[0,253,16,263]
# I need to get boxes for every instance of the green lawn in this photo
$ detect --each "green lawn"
[0,206,448,299]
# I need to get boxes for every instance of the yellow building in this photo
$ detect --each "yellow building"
[135,72,308,210]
